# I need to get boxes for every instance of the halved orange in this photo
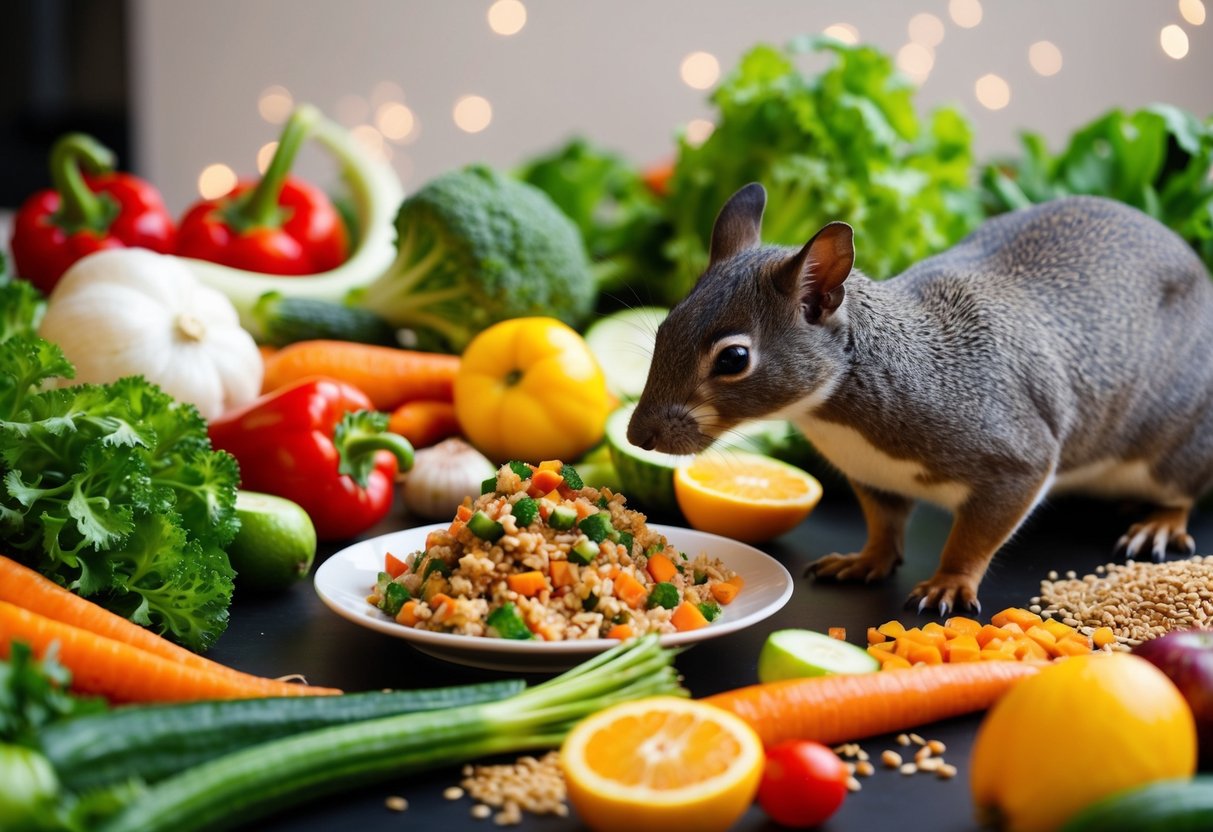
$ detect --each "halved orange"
[561,696,764,832]
[674,452,822,542]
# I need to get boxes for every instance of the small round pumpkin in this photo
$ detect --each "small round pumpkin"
[970,652,1197,832]
[38,248,262,421]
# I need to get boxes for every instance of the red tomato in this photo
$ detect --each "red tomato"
[757,740,849,828]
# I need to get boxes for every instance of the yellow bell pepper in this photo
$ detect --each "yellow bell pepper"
[454,317,610,463]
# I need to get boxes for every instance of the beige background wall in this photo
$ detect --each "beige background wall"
[131,0,1213,212]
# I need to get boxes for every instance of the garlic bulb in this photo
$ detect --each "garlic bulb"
[402,438,496,520]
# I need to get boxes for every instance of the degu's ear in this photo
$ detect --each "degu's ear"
[775,222,855,323]
[708,183,766,265]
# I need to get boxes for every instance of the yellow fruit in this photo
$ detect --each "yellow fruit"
[454,317,611,463]
[673,453,822,542]
[561,696,764,832]
[970,652,1196,832]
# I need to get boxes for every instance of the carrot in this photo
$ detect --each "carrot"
[670,601,709,632]
[526,469,564,497]
[550,560,574,589]
[710,580,740,605]
[703,660,1040,747]
[387,400,461,448]
[384,552,408,579]
[646,553,677,584]
[261,340,460,410]
[606,623,634,640]
[506,571,548,597]
[0,601,339,702]
[614,572,648,609]
[395,600,419,627]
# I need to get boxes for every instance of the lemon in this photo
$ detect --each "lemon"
[561,696,764,832]
[673,452,822,542]
[228,491,318,592]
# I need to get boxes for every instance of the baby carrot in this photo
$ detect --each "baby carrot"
[704,660,1039,747]
[388,399,461,448]
[262,339,459,410]
[0,601,339,702]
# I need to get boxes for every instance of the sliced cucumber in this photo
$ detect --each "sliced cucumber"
[757,629,879,684]
[252,293,399,347]
[605,403,684,516]
[584,307,668,400]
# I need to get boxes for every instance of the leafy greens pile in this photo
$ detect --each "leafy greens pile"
[981,103,1213,272]
[0,276,239,652]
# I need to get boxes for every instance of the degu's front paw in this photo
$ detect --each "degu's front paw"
[808,550,901,583]
[907,574,981,618]
[1115,507,1196,563]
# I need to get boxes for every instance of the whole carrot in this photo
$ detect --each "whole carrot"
[704,661,1039,747]
[0,557,338,697]
[388,399,461,448]
[0,600,340,701]
[262,339,459,410]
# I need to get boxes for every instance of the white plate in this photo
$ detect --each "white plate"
[314,524,794,672]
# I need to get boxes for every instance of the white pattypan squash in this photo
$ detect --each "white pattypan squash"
[38,248,263,421]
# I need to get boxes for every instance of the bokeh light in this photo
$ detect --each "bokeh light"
[949,0,983,28]
[488,0,527,35]
[1028,41,1063,76]
[680,51,721,90]
[975,73,1011,110]
[257,86,293,123]
[198,164,237,199]
[453,95,493,133]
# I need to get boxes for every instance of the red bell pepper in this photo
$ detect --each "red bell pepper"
[208,378,414,541]
[10,133,177,294]
[177,106,349,275]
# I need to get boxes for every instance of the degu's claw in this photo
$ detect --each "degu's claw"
[937,600,951,618]
[917,596,930,615]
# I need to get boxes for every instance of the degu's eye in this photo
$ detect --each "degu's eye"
[711,344,750,377]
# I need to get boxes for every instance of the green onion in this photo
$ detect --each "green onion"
[97,637,685,832]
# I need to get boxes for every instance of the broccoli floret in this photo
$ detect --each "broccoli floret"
[353,165,595,352]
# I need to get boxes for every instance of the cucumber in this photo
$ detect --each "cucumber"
[757,629,880,683]
[38,679,525,792]
[252,293,399,347]
[1060,777,1213,832]
[605,403,684,516]
[584,307,668,400]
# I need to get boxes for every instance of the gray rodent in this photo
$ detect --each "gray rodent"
[628,183,1213,614]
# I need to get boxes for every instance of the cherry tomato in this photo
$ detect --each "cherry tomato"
[757,740,849,828]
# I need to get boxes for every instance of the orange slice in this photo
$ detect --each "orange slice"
[673,452,822,542]
[561,696,764,832]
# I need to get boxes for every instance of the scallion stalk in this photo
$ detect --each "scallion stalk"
[98,636,684,832]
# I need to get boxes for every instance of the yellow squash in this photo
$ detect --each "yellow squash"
[970,652,1196,832]
[454,317,610,464]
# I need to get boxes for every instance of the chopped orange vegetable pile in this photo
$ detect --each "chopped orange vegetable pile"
[865,608,1114,670]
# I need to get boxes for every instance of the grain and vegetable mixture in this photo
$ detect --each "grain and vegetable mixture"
[367,460,744,640]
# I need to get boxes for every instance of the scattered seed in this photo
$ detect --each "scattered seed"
[846,776,861,792]
[918,757,943,772]
[938,764,958,779]
[471,805,492,819]
[856,761,875,777]
[896,733,911,746]
[882,750,903,768]
[845,761,857,775]
[909,733,926,746]
[927,739,946,755]
[914,746,932,764]
[899,763,918,776]
[856,749,870,762]
[444,787,465,801]
[385,796,408,812]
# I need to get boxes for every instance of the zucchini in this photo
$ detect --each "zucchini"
[252,293,399,347]
[39,679,524,791]
[1060,777,1213,832]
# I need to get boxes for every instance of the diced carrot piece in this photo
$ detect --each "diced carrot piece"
[867,644,895,659]
[538,460,563,473]
[607,623,634,640]
[646,553,678,583]
[507,571,548,597]
[1061,632,1093,649]
[867,627,886,645]
[943,635,981,663]
[429,594,455,618]
[425,531,442,550]
[671,601,710,632]
[711,580,741,605]
[901,628,946,650]
[877,620,907,638]
[905,641,943,665]
[894,638,916,660]
[923,622,947,637]
[828,627,847,641]
[1025,625,1057,648]
[1001,622,1025,635]
[455,504,473,522]
[980,651,1019,661]
[992,607,1043,630]
[878,654,913,670]
[1092,626,1117,648]
[1013,637,1049,661]
[607,566,621,580]
[550,561,574,589]
[976,624,1009,647]
[447,519,466,538]
[395,600,419,626]
[1042,618,1076,641]
[1054,637,1093,657]
[614,572,648,609]
[945,616,981,636]
[384,553,408,579]
[527,469,564,496]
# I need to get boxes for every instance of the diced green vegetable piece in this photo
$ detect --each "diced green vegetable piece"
[486,603,534,640]
[617,531,634,553]
[680,551,688,560]
[596,495,609,508]
[578,512,613,543]
[562,465,584,489]
[512,496,538,527]
[697,601,722,622]
[582,593,599,612]
[570,538,599,565]
[693,570,708,585]
[612,612,629,625]
[422,557,452,580]
[675,563,685,575]
[508,460,532,480]
[378,582,411,617]
[645,542,664,556]
[375,571,393,596]
[481,476,497,495]
[548,505,577,530]
[647,582,679,610]
[606,527,620,543]
[468,510,504,542]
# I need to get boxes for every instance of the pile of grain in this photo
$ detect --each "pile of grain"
[1035,556,1213,647]
[454,751,568,826]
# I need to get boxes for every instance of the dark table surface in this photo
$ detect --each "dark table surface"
[206,487,1213,832]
